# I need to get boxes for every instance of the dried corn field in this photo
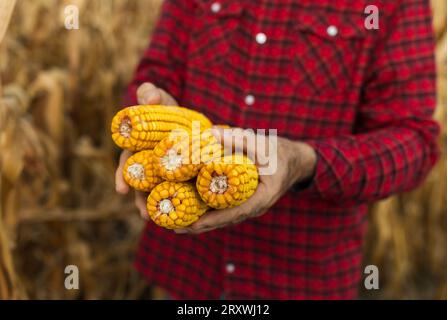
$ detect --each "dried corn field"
[0,0,446,300]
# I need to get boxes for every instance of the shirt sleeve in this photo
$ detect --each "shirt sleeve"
[304,0,440,205]
[124,0,195,105]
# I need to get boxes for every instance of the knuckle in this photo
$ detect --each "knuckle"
[233,212,249,224]
[190,224,202,230]
[231,208,243,218]
[137,82,155,94]
[191,228,207,234]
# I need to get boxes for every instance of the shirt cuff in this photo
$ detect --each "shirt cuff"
[291,139,347,198]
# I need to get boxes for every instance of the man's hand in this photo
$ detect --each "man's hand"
[176,128,317,234]
[115,82,178,219]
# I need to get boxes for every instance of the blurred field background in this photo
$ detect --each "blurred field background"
[0,0,446,299]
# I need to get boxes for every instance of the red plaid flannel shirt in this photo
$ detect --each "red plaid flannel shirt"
[126,0,439,299]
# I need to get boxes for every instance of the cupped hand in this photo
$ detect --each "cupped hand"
[176,128,317,234]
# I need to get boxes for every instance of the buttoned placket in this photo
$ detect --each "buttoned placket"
[221,4,270,298]
[242,15,270,112]
[208,2,237,296]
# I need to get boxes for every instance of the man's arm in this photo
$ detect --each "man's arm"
[304,0,439,205]
[124,0,194,105]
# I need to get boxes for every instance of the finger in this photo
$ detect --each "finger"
[211,127,258,159]
[187,203,254,234]
[158,88,178,106]
[188,184,270,233]
[174,225,217,234]
[190,208,240,233]
[137,82,162,105]
[135,191,150,220]
[182,225,218,235]
[186,207,245,234]
[115,150,132,194]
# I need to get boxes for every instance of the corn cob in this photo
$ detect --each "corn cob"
[111,105,212,152]
[123,150,162,192]
[179,107,213,129]
[153,130,202,181]
[147,181,209,229]
[214,124,231,129]
[153,127,226,181]
[196,154,258,209]
[199,128,224,164]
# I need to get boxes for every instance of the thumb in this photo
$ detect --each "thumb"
[115,150,132,194]
[137,82,162,105]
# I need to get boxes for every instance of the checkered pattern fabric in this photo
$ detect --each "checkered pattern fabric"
[126,0,439,299]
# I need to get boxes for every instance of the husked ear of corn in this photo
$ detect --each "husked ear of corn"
[110,105,212,152]
[179,107,213,129]
[123,150,162,192]
[214,124,231,129]
[153,128,225,181]
[153,129,202,181]
[147,181,209,229]
[199,128,224,164]
[196,154,258,209]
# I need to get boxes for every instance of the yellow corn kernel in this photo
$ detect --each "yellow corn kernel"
[196,154,258,209]
[123,150,162,192]
[198,128,224,164]
[153,129,203,181]
[147,181,209,229]
[179,107,213,129]
[111,105,213,152]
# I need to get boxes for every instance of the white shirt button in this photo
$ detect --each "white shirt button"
[327,25,338,37]
[244,95,255,106]
[226,263,235,274]
[210,2,221,13]
[255,32,267,45]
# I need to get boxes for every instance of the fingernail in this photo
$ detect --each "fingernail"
[143,91,159,104]
[142,94,153,104]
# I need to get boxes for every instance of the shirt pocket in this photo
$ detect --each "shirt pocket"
[288,9,367,99]
[188,0,244,69]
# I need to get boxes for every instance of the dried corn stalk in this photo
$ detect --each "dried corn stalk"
[0,0,26,300]
[0,0,164,299]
